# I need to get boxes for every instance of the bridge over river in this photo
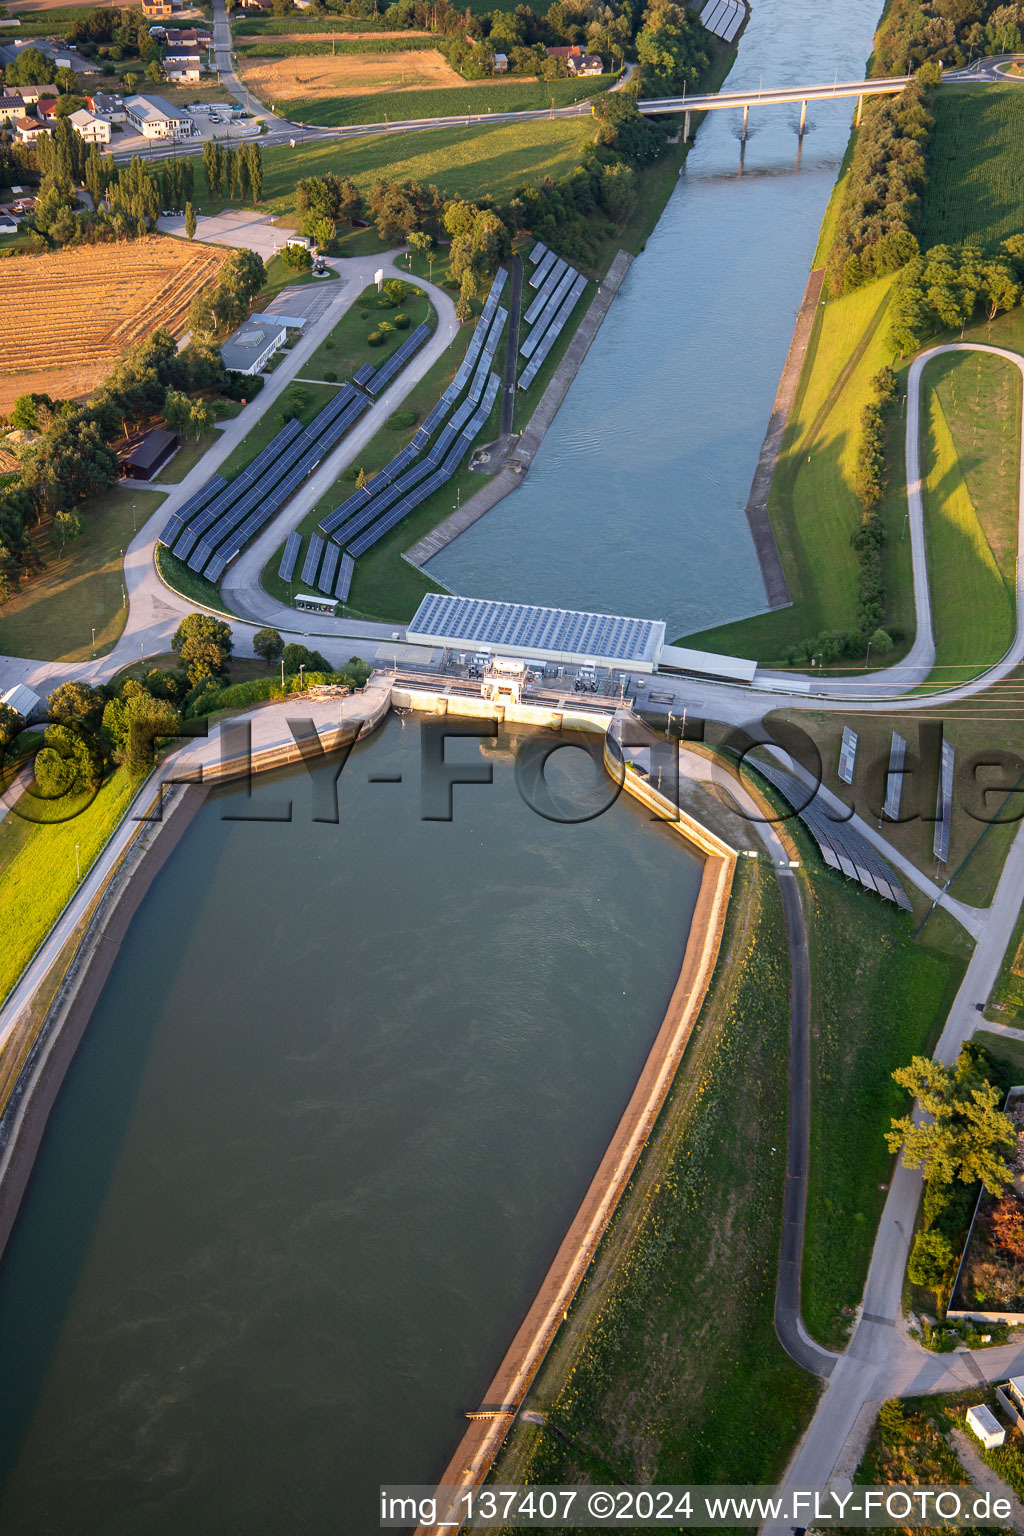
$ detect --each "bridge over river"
[637,73,913,141]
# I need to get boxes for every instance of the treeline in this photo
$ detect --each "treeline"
[889,237,1024,352]
[826,71,934,297]
[188,246,266,338]
[873,0,1024,75]
[202,141,263,204]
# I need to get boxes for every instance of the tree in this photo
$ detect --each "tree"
[886,1053,1015,1194]
[34,723,101,798]
[253,626,284,665]
[0,702,24,752]
[10,396,39,432]
[52,509,84,554]
[868,627,893,656]
[102,688,180,774]
[185,200,196,241]
[282,642,331,676]
[46,680,105,733]
[407,230,433,260]
[354,467,367,489]
[163,389,194,436]
[906,1227,955,1306]
[171,612,233,684]
[123,71,138,93]
[989,1195,1024,1259]
[246,141,263,203]
[146,56,163,84]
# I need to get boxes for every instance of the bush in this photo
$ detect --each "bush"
[367,330,384,346]
[222,370,264,402]
[386,408,417,430]
[282,642,331,676]
[324,370,337,382]
[393,311,410,330]
[377,320,394,336]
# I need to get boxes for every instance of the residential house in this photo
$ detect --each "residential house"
[14,116,54,145]
[165,26,211,44]
[164,51,202,81]
[11,83,58,107]
[544,43,603,74]
[142,0,178,18]
[35,95,58,119]
[0,92,24,124]
[578,52,604,73]
[123,92,194,138]
[69,107,112,143]
[88,90,126,121]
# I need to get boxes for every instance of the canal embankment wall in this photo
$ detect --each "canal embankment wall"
[404,251,635,568]
[414,706,737,1531]
[0,683,393,1267]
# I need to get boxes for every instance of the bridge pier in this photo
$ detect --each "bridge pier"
[684,108,691,142]
[856,93,864,126]
[741,101,749,141]
[799,98,807,137]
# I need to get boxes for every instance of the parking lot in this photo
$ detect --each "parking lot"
[156,207,295,260]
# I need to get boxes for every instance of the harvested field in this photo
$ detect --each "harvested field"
[0,237,227,412]
[242,48,485,100]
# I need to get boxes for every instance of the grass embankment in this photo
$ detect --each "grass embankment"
[921,350,1020,686]
[797,844,967,1348]
[490,860,818,1498]
[0,488,164,664]
[156,542,240,616]
[0,767,141,1008]
[256,74,617,128]
[765,692,1024,909]
[983,891,1024,1024]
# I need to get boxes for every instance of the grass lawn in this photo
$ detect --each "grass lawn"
[0,487,164,664]
[154,432,219,485]
[156,542,240,616]
[490,860,819,1493]
[921,84,1024,250]
[974,1029,1024,1078]
[261,74,616,128]
[299,281,434,382]
[856,1388,1024,1514]
[0,766,141,1008]
[247,118,596,214]
[683,275,909,664]
[920,350,1019,686]
[796,836,967,1348]
[983,893,1024,1024]
[764,691,1024,909]
[216,380,337,482]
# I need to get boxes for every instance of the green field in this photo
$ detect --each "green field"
[0,766,141,1008]
[921,351,1018,684]
[921,84,1024,250]
[237,35,437,57]
[300,281,434,383]
[0,487,164,664]
[490,861,819,1494]
[248,118,596,213]
[265,75,616,128]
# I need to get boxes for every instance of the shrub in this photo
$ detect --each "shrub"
[377,320,394,336]
[367,330,384,346]
[386,408,417,430]
[393,311,410,330]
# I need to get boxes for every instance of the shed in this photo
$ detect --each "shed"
[118,426,179,480]
[1,683,40,721]
[966,1404,1005,1450]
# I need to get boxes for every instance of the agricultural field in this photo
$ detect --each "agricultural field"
[235,31,437,55]
[240,46,470,105]
[250,71,616,127]
[920,84,1024,250]
[0,238,227,413]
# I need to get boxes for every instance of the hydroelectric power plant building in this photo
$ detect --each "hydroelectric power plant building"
[406,594,667,673]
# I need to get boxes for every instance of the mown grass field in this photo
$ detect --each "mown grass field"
[300,280,434,383]
[0,488,164,663]
[921,84,1024,249]
[266,74,615,128]
[0,767,141,1007]
[490,861,819,1496]
[242,118,596,213]
[684,276,910,663]
[921,351,1018,684]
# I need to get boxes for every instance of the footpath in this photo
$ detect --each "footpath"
[404,250,634,567]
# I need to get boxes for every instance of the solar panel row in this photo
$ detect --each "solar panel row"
[278,529,302,583]
[519,276,587,389]
[199,392,370,581]
[528,239,547,265]
[529,248,557,289]
[521,266,577,357]
[187,389,361,574]
[353,362,376,387]
[159,474,228,549]
[523,258,568,327]
[346,374,501,558]
[364,322,431,396]
[171,417,306,560]
[699,0,743,41]
[934,740,955,863]
[336,551,354,602]
[318,540,340,595]
[412,590,659,663]
[301,533,324,587]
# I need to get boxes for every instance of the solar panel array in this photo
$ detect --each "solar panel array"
[523,258,567,326]
[318,539,340,595]
[408,592,663,665]
[159,473,227,550]
[699,0,744,42]
[362,322,432,397]
[837,726,858,786]
[753,758,912,911]
[529,248,557,289]
[169,418,306,561]
[883,731,907,821]
[528,239,548,265]
[934,739,955,863]
[301,533,324,587]
[278,529,302,583]
[519,276,587,390]
[319,270,509,552]
[346,373,502,558]
[201,389,371,582]
[353,362,376,386]
[336,552,354,602]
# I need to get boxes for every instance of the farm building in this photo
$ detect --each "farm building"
[221,318,288,375]
[118,426,179,480]
[493,52,509,71]
[124,93,194,139]
[0,215,17,236]
[69,108,112,144]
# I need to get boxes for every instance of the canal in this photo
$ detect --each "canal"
[427,0,885,641]
[0,718,701,1534]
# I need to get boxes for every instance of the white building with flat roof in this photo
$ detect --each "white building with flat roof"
[68,107,111,143]
[220,318,289,376]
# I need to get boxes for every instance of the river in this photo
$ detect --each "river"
[427,0,885,641]
[0,719,700,1534]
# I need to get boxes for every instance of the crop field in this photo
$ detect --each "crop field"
[920,84,1024,249]
[257,73,615,127]
[0,238,227,412]
[240,47,469,104]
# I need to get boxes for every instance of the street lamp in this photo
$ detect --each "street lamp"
[91,626,96,657]
[132,502,137,533]
[74,843,81,882]
[299,663,305,689]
